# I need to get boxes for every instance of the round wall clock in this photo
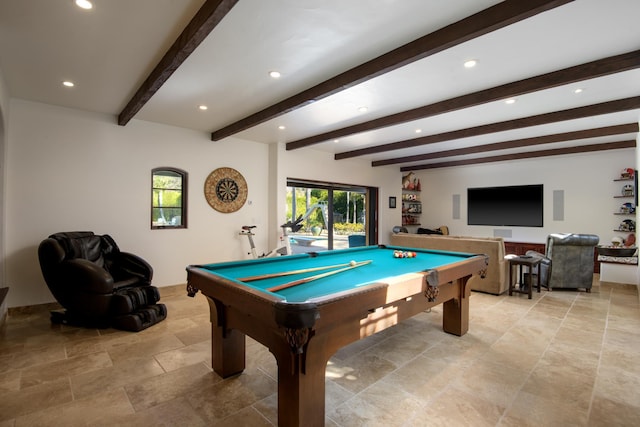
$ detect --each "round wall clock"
[204,167,247,213]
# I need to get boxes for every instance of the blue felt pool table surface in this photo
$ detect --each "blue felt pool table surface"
[195,245,479,302]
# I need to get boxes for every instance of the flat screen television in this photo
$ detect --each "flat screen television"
[467,184,543,227]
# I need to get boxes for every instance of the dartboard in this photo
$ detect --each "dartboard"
[204,167,247,213]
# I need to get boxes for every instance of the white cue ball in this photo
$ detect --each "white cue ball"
[349,260,357,266]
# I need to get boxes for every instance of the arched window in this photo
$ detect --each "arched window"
[151,167,187,229]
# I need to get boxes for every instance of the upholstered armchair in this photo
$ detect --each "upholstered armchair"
[526,233,599,292]
[38,231,167,331]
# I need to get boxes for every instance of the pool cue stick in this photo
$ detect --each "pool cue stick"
[266,260,372,292]
[238,261,360,282]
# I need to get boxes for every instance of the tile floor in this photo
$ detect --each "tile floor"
[1,277,639,426]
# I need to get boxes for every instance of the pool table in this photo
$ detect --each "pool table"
[186,245,488,427]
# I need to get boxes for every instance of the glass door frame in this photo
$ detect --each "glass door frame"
[287,178,378,251]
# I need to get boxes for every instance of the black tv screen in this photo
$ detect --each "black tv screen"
[467,184,543,227]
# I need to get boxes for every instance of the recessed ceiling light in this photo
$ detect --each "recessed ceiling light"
[415,129,422,134]
[75,0,93,10]
[464,59,477,68]
[278,125,286,130]
[574,88,583,94]
[269,71,281,79]
[504,98,516,105]
[62,81,75,87]
[333,139,340,143]
[198,105,208,110]
[358,106,368,113]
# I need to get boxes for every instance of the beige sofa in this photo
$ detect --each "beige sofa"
[390,233,509,295]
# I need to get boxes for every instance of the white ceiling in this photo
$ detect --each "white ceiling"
[1,0,639,170]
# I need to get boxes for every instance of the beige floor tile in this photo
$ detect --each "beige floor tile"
[328,380,423,426]
[551,325,604,353]
[173,321,211,346]
[502,389,588,426]
[64,335,108,358]
[0,378,72,422]
[0,368,21,393]
[70,356,165,397]
[107,333,185,363]
[383,354,464,403]
[609,298,640,314]
[563,312,607,335]
[326,351,398,394]
[185,368,276,423]
[599,346,640,377]
[14,388,133,427]
[522,363,595,411]
[527,302,572,320]
[213,405,275,427]
[418,386,505,427]
[539,341,600,379]
[364,329,435,366]
[606,313,640,335]
[153,340,211,372]
[1,280,638,426]
[594,365,640,408]
[250,392,278,425]
[91,397,208,427]
[569,301,610,320]
[603,326,640,351]
[20,351,113,389]
[588,395,640,427]
[452,358,529,409]
[0,344,66,374]
[331,325,399,361]
[124,362,214,411]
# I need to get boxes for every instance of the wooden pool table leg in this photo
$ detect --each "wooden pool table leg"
[207,297,246,378]
[442,277,470,336]
[272,342,329,427]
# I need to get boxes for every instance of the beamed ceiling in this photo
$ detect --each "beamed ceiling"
[1,0,638,171]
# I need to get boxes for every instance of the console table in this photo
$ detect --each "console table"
[503,241,545,256]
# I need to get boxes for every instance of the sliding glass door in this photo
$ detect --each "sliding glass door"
[286,179,377,254]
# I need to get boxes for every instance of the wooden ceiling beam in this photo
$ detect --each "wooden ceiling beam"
[335,96,640,159]
[400,140,636,171]
[289,49,640,150]
[118,0,239,126]
[373,123,638,166]
[211,0,574,141]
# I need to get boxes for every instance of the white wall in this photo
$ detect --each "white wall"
[5,100,273,307]
[413,149,636,246]
[4,99,402,308]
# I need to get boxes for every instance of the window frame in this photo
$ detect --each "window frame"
[151,167,188,230]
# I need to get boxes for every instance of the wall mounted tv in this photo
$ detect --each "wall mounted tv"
[467,184,543,227]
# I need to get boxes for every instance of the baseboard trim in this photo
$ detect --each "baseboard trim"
[6,284,187,317]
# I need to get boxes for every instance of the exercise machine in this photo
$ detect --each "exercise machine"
[240,203,328,258]
[240,216,305,258]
